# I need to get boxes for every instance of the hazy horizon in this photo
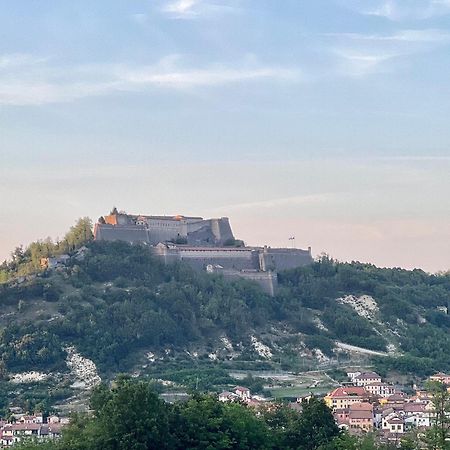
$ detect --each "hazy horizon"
[1,1,449,273]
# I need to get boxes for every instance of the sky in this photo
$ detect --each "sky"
[0,0,449,272]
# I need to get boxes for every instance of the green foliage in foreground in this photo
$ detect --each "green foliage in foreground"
[16,377,340,450]
[17,378,443,450]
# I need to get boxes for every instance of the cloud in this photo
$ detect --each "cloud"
[333,50,400,76]
[0,53,48,69]
[163,0,200,16]
[160,0,239,19]
[342,0,450,21]
[0,54,300,106]
[213,193,335,213]
[119,64,298,88]
[325,28,450,76]
[326,29,450,43]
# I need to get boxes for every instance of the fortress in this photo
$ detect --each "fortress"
[94,209,313,295]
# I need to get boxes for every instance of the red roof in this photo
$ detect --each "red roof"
[404,403,425,413]
[328,386,367,397]
[349,410,373,420]
[350,402,373,411]
[234,386,250,392]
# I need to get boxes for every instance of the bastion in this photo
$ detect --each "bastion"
[94,209,313,295]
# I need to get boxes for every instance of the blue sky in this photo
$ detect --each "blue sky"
[1,0,449,271]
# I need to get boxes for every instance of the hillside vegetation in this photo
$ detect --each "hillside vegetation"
[0,220,449,409]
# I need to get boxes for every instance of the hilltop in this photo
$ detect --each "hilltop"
[0,218,449,412]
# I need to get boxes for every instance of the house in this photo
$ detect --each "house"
[234,386,251,400]
[354,372,382,387]
[403,403,430,429]
[18,414,43,424]
[40,255,70,270]
[47,423,64,438]
[348,403,374,433]
[325,386,368,411]
[429,372,450,385]
[10,423,42,437]
[364,382,395,398]
[347,371,362,382]
[218,391,239,402]
[0,435,14,447]
[48,415,62,424]
[333,408,350,429]
[382,414,405,435]
[384,392,407,409]
[0,415,69,446]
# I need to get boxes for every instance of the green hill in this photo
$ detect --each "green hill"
[0,219,449,411]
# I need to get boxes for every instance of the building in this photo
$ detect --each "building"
[347,371,362,382]
[40,255,70,270]
[403,403,430,429]
[382,414,405,435]
[354,372,382,387]
[364,382,395,398]
[429,372,450,385]
[325,387,368,411]
[95,210,235,247]
[234,386,251,400]
[94,209,313,296]
[348,403,374,433]
[218,391,239,402]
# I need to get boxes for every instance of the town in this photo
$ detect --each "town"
[218,371,450,446]
[1,371,449,447]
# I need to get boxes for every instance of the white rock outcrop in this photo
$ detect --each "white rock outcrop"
[65,346,101,389]
[251,336,273,359]
[220,337,233,351]
[337,295,379,320]
[11,371,48,384]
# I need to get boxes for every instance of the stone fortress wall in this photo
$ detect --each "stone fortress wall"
[96,211,234,246]
[94,209,313,295]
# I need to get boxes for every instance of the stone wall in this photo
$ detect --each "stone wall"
[153,244,260,271]
[207,266,278,296]
[259,247,313,271]
[96,214,235,246]
[94,223,149,243]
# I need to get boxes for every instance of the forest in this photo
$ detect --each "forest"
[0,218,449,382]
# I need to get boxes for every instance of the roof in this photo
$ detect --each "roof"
[328,387,367,398]
[430,372,449,378]
[349,410,373,420]
[234,386,250,392]
[387,393,406,402]
[350,402,373,411]
[386,417,403,424]
[11,423,41,431]
[355,372,381,380]
[404,403,425,413]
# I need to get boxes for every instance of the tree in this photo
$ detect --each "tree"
[423,381,450,450]
[61,218,93,252]
[170,394,272,450]
[285,397,339,450]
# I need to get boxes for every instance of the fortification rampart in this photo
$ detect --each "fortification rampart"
[96,211,234,246]
[95,209,313,295]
